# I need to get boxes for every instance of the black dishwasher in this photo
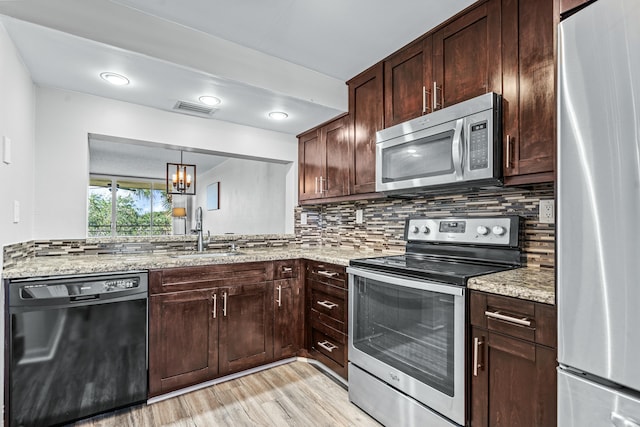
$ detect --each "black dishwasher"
[6,271,148,427]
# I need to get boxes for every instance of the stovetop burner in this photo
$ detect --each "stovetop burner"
[349,216,522,286]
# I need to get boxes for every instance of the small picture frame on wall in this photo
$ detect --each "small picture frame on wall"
[207,182,220,210]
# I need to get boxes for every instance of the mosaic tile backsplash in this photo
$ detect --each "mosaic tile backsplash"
[2,234,299,269]
[4,184,554,270]
[295,184,555,269]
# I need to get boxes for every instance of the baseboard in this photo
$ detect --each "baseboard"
[147,356,347,405]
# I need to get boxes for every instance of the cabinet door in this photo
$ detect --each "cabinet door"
[149,289,218,396]
[298,129,323,201]
[218,282,274,375]
[502,0,556,184]
[348,63,384,194]
[432,0,501,109]
[384,37,433,127]
[322,116,351,198]
[273,278,300,359]
[470,328,557,427]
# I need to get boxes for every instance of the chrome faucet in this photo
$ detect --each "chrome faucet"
[194,207,206,251]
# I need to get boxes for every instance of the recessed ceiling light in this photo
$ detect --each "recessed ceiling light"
[199,96,221,106]
[268,111,289,120]
[100,72,130,86]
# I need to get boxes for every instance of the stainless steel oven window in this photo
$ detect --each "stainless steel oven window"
[351,274,456,396]
[381,130,455,183]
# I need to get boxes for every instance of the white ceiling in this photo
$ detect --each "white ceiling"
[0,0,474,136]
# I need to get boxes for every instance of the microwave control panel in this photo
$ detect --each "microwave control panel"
[469,121,489,170]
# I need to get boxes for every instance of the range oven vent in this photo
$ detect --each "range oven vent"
[172,101,218,117]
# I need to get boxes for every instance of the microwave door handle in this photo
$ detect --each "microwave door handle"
[452,118,464,180]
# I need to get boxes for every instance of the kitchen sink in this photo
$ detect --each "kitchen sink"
[173,251,244,259]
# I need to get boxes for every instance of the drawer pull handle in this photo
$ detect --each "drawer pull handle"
[276,285,282,307]
[484,310,531,327]
[317,270,339,278]
[317,300,338,309]
[212,294,217,319]
[282,266,293,273]
[317,340,338,352]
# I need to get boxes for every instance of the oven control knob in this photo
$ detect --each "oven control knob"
[492,225,506,236]
[477,226,489,236]
[421,226,430,234]
[411,226,420,233]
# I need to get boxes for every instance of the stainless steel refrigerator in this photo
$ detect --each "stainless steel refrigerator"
[558,0,640,425]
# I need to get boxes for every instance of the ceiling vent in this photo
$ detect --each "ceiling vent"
[172,101,218,117]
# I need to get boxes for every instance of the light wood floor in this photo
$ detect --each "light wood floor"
[72,362,381,427]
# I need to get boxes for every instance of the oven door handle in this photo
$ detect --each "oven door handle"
[346,267,464,296]
[452,118,464,181]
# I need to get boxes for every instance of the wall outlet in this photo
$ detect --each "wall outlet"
[539,199,554,224]
[355,209,364,224]
[300,212,308,225]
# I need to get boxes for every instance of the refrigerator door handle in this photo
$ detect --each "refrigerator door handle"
[612,412,640,427]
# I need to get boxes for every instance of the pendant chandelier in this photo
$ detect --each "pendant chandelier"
[166,151,196,195]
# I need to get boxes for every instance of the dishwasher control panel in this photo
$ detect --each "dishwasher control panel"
[9,272,147,304]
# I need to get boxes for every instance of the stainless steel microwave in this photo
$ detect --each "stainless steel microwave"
[375,92,502,194]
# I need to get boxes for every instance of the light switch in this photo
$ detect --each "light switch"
[3,136,11,164]
[300,212,308,225]
[13,200,20,223]
[355,209,364,224]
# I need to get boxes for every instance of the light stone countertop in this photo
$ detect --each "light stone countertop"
[4,247,556,305]
[1,247,398,279]
[467,267,556,305]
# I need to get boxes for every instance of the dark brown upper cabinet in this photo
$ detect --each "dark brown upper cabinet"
[384,0,501,127]
[347,63,384,195]
[384,37,433,127]
[432,0,502,109]
[502,0,557,185]
[298,114,350,202]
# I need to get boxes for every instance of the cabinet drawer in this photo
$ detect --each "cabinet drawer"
[150,262,271,294]
[311,324,346,367]
[310,308,344,333]
[470,291,557,348]
[306,261,347,288]
[273,260,299,280]
[309,281,346,326]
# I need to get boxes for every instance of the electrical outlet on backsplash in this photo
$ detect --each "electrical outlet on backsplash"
[294,183,555,268]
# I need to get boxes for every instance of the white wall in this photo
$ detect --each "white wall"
[0,22,37,426]
[0,23,36,254]
[195,158,290,235]
[35,87,298,239]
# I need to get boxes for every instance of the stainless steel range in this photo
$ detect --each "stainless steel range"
[347,216,521,427]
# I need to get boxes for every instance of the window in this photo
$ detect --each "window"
[88,177,172,236]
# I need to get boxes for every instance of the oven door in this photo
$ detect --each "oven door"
[347,267,466,426]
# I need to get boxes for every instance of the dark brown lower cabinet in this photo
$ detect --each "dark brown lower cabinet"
[305,260,349,379]
[218,281,274,375]
[149,261,304,397]
[149,289,219,396]
[273,260,303,360]
[470,291,557,427]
